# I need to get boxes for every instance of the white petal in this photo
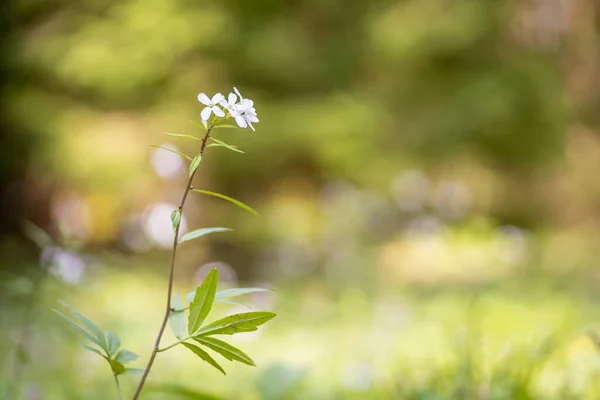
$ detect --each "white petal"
[211,93,224,104]
[201,107,212,121]
[248,114,259,123]
[233,87,243,99]
[228,92,237,105]
[247,121,255,131]
[234,115,247,128]
[202,119,208,128]
[212,106,225,117]
[197,93,210,105]
[219,98,229,108]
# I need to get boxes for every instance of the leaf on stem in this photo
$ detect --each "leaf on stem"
[212,124,238,129]
[188,269,218,335]
[195,312,276,336]
[169,291,187,340]
[171,209,181,230]
[149,145,193,161]
[161,132,202,141]
[182,343,226,375]
[55,302,107,350]
[206,137,244,154]
[192,189,258,216]
[81,344,106,358]
[122,368,145,376]
[216,288,273,299]
[193,336,255,366]
[189,154,202,177]
[106,331,121,356]
[179,227,231,244]
[115,349,139,364]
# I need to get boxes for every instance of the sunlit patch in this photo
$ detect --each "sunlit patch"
[143,202,187,248]
[150,142,184,179]
[494,225,530,265]
[43,247,86,285]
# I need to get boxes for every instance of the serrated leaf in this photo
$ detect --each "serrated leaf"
[110,359,126,376]
[182,343,226,375]
[189,154,202,177]
[58,301,107,350]
[161,132,201,141]
[53,309,105,350]
[192,189,258,216]
[122,368,145,376]
[115,349,139,364]
[216,288,273,299]
[171,209,181,230]
[169,291,186,339]
[149,145,193,161]
[196,312,276,336]
[81,344,106,359]
[193,336,255,366]
[106,331,121,356]
[188,269,218,335]
[179,227,231,244]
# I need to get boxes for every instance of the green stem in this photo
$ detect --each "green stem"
[156,337,189,353]
[114,374,123,400]
[132,125,213,400]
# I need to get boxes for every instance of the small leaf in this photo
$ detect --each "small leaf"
[182,343,226,375]
[192,189,258,216]
[150,145,193,161]
[196,312,276,336]
[122,368,145,376]
[193,336,255,366]
[212,124,238,129]
[171,209,181,230]
[53,309,105,350]
[207,137,245,154]
[179,227,231,244]
[110,359,126,376]
[190,120,208,130]
[216,288,273,299]
[188,269,219,335]
[115,349,139,365]
[58,301,107,350]
[161,132,201,141]
[81,344,106,358]
[106,331,121,356]
[189,154,202,177]
[169,291,186,340]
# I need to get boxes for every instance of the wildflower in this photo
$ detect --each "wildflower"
[197,92,225,121]
[220,87,259,131]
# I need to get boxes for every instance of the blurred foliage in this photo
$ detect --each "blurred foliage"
[1,0,600,398]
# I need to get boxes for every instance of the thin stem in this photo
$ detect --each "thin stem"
[114,374,123,400]
[132,126,213,400]
[156,337,189,353]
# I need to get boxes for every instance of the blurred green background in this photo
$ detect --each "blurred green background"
[1,0,600,399]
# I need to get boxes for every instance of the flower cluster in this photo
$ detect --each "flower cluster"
[197,87,259,131]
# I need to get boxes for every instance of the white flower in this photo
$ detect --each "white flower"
[197,92,225,121]
[221,87,259,131]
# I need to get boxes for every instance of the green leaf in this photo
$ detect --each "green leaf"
[212,124,238,129]
[188,269,218,335]
[161,132,202,141]
[169,291,187,339]
[189,154,202,177]
[81,344,106,359]
[207,138,245,154]
[58,301,107,350]
[179,227,231,244]
[171,209,181,230]
[149,145,193,161]
[216,288,273,299]
[196,312,276,336]
[215,299,252,308]
[192,189,258,216]
[115,349,139,365]
[122,368,145,376]
[106,331,121,356]
[110,359,126,376]
[54,309,105,350]
[193,336,255,366]
[182,343,226,375]
[190,120,208,130]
